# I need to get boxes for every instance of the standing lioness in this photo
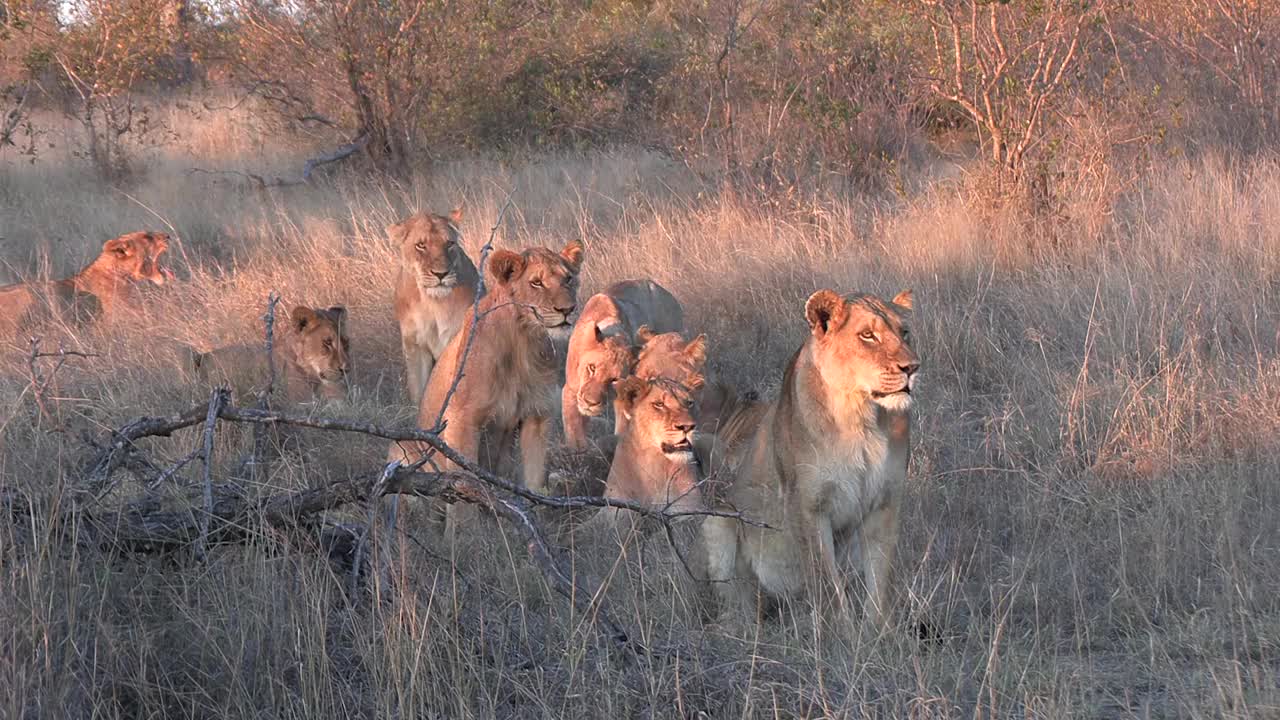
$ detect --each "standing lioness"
[390,208,478,404]
[561,278,684,450]
[700,289,919,630]
[0,231,172,340]
[390,240,584,499]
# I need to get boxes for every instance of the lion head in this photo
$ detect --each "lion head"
[97,231,173,286]
[633,327,707,384]
[574,333,635,417]
[388,209,467,297]
[616,373,704,461]
[287,304,351,397]
[487,241,583,340]
[803,288,918,412]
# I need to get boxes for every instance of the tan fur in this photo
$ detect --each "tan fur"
[561,278,684,450]
[389,240,584,507]
[612,328,708,436]
[699,289,919,630]
[187,305,352,405]
[390,208,479,404]
[0,231,172,341]
[588,373,706,531]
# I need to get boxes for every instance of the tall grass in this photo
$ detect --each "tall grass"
[1,106,1278,718]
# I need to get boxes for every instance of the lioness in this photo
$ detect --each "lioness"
[586,372,706,532]
[0,231,172,340]
[562,278,684,450]
[390,208,478,404]
[699,289,919,630]
[612,327,708,436]
[187,305,352,404]
[389,241,584,498]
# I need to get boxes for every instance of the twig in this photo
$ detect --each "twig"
[188,134,369,189]
[148,446,203,490]
[197,387,229,561]
[249,293,280,481]
[25,338,98,427]
[429,190,515,434]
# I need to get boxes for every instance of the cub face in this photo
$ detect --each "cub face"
[487,241,583,340]
[633,327,707,385]
[804,289,919,412]
[389,209,467,297]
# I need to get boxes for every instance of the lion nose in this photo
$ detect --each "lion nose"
[675,421,695,434]
[900,361,920,376]
[555,303,575,316]
[432,270,449,280]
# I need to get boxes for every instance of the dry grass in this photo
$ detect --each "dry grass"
[2,105,1279,718]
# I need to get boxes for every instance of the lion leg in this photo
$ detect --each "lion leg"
[700,516,741,623]
[561,382,588,451]
[859,502,899,632]
[403,339,433,407]
[811,514,850,619]
[519,415,550,493]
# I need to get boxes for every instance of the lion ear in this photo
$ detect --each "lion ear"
[891,289,913,311]
[488,249,526,285]
[560,240,584,269]
[634,324,656,346]
[448,206,463,224]
[290,305,318,332]
[103,236,134,258]
[616,376,647,418]
[325,305,348,324]
[683,334,708,367]
[386,221,407,244]
[805,290,847,337]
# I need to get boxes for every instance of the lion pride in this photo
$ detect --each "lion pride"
[561,278,684,450]
[0,231,172,340]
[699,289,919,630]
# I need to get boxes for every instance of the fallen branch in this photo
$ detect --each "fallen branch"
[82,401,767,527]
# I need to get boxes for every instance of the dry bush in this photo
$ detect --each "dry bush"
[2,103,1280,716]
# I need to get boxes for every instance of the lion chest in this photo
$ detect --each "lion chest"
[797,433,899,535]
[400,296,468,358]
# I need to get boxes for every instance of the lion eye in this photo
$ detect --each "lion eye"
[859,330,877,342]
[530,278,544,289]
[586,364,596,375]
[415,241,426,251]
[651,400,664,410]
[323,338,334,350]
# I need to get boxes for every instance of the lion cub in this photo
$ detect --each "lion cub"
[187,305,351,405]
[390,240,584,498]
[390,208,478,404]
[700,289,919,630]
[561,278,684,450]
[0,231,172,340]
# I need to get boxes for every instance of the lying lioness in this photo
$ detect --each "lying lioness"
[561,278,684,450]
[187,305,352,405]
[699,289,919,630]
[0,231,172,340]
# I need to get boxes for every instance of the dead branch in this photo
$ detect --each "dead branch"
[188,134,369,189]
[248,293,280,481]
[197,387,229,561]
[81,400,767,528]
